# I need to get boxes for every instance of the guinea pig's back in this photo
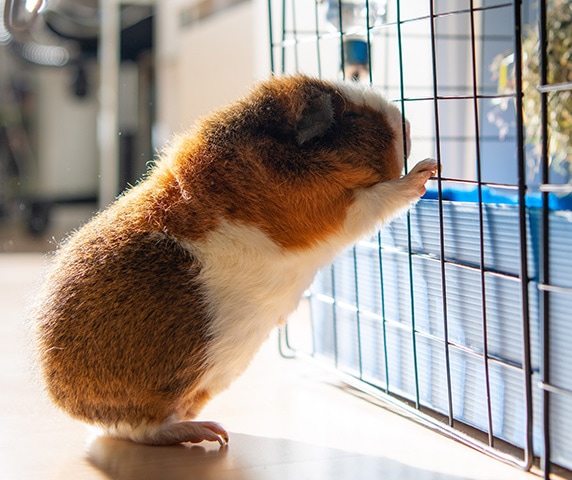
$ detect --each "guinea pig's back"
[35,206,212,428]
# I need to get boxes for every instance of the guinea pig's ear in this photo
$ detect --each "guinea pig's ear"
[295,92,335,145]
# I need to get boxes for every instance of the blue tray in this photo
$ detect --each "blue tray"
[308,187,572,466]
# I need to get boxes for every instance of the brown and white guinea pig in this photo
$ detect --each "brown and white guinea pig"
[33,74,437,447]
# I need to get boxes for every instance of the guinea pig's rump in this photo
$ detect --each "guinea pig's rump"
[35,229,211,427]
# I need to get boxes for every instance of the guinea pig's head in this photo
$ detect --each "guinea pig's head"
[244,75,410,187]
[167,75,413,249]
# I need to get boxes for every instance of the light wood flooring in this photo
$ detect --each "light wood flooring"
[0,253,547,479]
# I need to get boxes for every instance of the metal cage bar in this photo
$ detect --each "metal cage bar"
[537,0,572,477]
[428,0,456,432]
[512,0,535,470]
[468,0,495,449]
[395,0,422,411]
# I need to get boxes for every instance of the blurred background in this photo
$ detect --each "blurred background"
[0,0,552,254]
[0,0,269,252]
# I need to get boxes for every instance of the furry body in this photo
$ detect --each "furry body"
[34,75,437,445]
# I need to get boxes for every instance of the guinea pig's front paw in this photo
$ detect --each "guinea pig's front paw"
[403,158,438,197]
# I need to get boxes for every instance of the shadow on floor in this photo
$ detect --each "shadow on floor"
[87,432,470,480]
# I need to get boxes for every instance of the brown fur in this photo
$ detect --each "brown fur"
[37,222,211,427]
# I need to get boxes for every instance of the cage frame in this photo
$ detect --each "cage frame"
[268,0,572,477]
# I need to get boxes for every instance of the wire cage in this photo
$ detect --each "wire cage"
[267,0,572,477]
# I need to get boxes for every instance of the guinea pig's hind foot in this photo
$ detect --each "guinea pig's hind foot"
[139,421,229,446]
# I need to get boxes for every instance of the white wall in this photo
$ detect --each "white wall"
[36,63,99,198]
[176,2,256,127]
[155,0,267,144]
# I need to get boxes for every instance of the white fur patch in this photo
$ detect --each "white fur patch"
[180,222,341,397]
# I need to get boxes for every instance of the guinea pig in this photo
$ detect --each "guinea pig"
[33,74,438,446]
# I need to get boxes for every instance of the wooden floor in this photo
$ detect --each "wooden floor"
[0,253,546,480]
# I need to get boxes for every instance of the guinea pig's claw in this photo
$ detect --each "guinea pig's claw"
[192,421,229,446]
[409,158,439,177]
